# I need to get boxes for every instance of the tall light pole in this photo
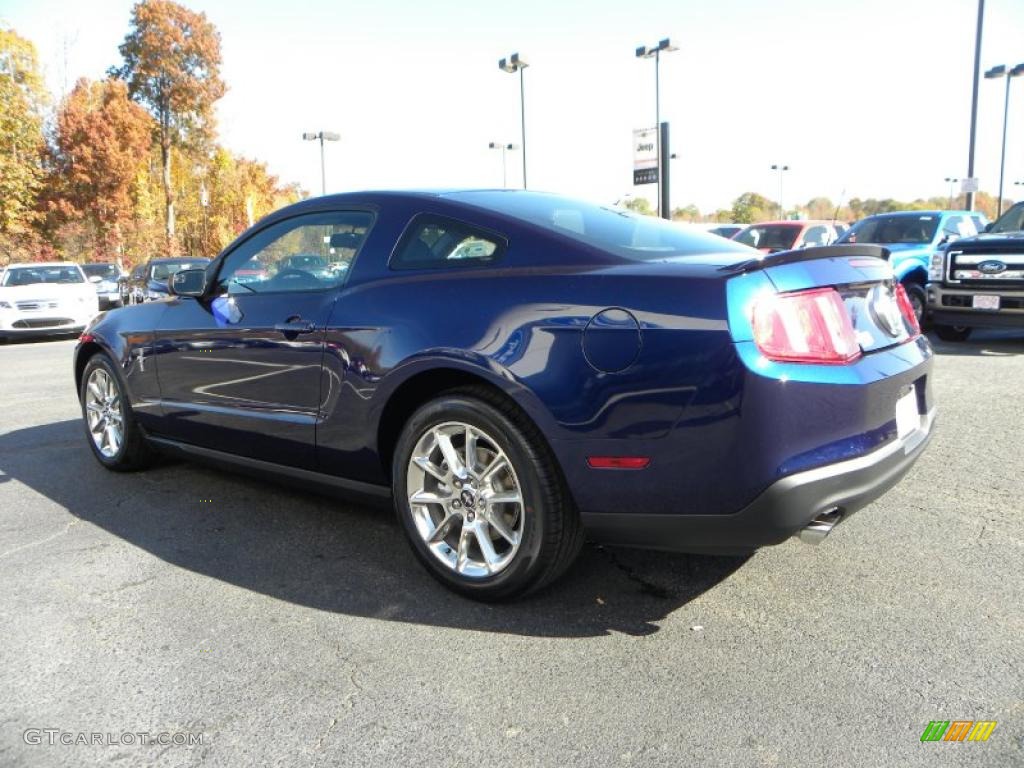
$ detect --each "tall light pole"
[965,0,985,212]
[498,53,529,189]
[302,131,340,195]
[771,164,790,219]
[984,63,1024,217]
[944,177,960,209]
[488,142,519,188]
[636,38,678,219]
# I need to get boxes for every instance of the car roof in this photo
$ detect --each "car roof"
[4,262,81,269]
[149,256,209,263]
[860,210,949,218]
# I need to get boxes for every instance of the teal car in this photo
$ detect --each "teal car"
[835,211,982,322]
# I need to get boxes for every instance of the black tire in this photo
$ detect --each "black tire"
[933,324,972,342]
[902,280,927,328]
[392,386,583,600]
[79,352,155,471]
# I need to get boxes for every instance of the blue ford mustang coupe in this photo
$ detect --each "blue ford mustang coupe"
[73,190,935,599]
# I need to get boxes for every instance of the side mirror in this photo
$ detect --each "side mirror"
[170,268,207,297]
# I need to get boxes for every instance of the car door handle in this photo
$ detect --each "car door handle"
[274,319,316,334]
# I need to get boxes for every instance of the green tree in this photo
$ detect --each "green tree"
[111,0,226,249]
[0,27,48,263]
[730,192,774,224]
[671,204,700,222]
[623,197,655,216]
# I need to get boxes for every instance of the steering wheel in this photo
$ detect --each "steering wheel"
[270,269,321,289]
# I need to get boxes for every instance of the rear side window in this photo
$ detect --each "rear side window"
[391,215,505,270]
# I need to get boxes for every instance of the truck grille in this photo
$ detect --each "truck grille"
[947,250,1024,287]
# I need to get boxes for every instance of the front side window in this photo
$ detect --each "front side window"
[1,265,84,286]
[990,203,1024,234]
[801,225,831,247]
[735,224,801,251]
[150,260,207,281]
[391,215,504,270]
[83,264,119,280]
[838,215,939,245]
[215,211,373,294]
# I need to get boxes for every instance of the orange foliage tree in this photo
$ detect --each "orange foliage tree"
[47,78,153,262]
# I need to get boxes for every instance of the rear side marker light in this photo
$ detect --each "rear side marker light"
[587,457,651,470]
[752,287,861,365]
[79,333,95,343]
[894,282,921,337]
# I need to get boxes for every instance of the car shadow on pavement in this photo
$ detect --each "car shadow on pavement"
[926,329,1024,357]
[0,419,749,638]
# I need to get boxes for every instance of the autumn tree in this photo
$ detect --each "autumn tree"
[671,204,701,222]
[0,28,48,263]
[48,78,153,260]
[111,0,225,249]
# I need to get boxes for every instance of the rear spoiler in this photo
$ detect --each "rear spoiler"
[718,244,891,275]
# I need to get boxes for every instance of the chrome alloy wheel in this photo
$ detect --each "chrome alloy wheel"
[406,422,525,578]
[84,368,124,458]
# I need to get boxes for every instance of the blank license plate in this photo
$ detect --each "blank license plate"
[896,389,920,440]
[972,295,1000,310]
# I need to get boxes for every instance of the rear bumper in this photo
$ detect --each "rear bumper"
[581,407,935,554]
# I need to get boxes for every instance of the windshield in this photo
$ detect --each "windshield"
[82,264,119,280]
[444,191,750,261]
[838,214,939,245]
[990,203,1024,234]
[150,261,206,281]
[2,265,85,287]
[734,225,800,251]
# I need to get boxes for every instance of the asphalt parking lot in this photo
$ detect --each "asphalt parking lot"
[0,333,1021,767]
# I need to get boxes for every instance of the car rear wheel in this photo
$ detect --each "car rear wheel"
[933,324,972,342]
[393,387,583,600]
[80,353,154,471]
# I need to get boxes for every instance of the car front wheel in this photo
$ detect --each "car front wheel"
[80,353,154,471]
[393,388,582,600]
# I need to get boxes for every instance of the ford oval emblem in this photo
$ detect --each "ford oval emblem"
[978,260,1006,274]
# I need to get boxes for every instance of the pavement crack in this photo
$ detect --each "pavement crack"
[596,546,674,599]
[0,517,80,560]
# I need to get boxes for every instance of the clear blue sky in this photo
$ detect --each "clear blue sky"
[3,0,1023,212]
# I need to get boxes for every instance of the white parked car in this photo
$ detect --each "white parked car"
[0,262,100,342]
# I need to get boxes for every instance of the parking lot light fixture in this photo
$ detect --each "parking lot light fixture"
[302,131,340,196]
[488,142,519,188]
[636,38,678,219]
[944,177,960,209]
[498,54,529,189]
[984,63,1024,217]
[770,164,790,219]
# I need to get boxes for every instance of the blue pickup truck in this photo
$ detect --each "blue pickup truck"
[835,210,985,322]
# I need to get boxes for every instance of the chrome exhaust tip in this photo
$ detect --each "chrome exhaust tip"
[798,508,843,545]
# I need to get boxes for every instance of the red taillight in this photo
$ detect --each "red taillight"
[894,282,921,337]
[79,332,95,344]
[752,287,861,365]
[587,457,651,470]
